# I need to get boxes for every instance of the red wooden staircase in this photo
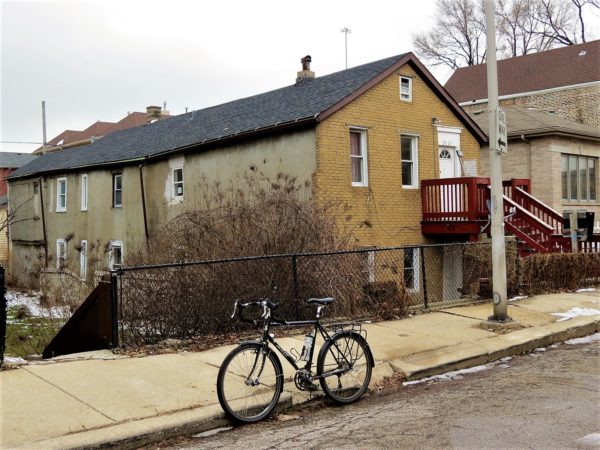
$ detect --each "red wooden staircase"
[421,177,573,255]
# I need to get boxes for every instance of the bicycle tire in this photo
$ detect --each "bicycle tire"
[217,342,283,424]
[317,331,373,404]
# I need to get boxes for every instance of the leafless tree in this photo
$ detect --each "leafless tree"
[0,196,34,234]
[414,0,599,69]
[414,0,487,70]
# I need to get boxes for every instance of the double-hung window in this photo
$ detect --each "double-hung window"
[109,240,123,270]
[401,135,419,188]
[404,247,420,292]
[56,177,67,212]
[561,155,597,202]
[56,239,67,269]
[81,174,88,211]
[350,129,368,186]
[173,168,184,199]
[400,76,412,102]
[113,173,123,207]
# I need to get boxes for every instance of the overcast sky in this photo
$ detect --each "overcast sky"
[0,0,451,153]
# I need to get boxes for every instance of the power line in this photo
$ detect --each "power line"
[0,140,42,145]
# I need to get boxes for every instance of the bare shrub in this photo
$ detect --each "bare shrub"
[120,174,364,344]
[520,252,600,295]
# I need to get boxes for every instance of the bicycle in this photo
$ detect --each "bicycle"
[217,297,375,424]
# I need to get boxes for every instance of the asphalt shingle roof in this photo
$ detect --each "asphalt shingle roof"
[445,40,600,103]
[1,152,37,169]
[11,54,409,179]
[470,106,600,141]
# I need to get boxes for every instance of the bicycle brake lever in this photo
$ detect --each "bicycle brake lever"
[261,301,268,319]
[231,301,239,319]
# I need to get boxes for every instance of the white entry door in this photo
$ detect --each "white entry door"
[439,147,461,213]
[439,147,456,179]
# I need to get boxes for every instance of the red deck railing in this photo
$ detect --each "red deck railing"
[421,177,591,254]
[421,177,490,223]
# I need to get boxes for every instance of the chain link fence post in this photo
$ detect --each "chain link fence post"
[110,270,119,348]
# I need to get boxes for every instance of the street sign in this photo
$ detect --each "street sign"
[496,107,507,154]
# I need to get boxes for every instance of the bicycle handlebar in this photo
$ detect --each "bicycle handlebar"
[231,299,278,325]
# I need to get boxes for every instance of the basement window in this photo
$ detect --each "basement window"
[109,240,123,270]
[404,247,420,292]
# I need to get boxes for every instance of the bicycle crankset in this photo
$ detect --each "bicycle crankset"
[294,369,319,391]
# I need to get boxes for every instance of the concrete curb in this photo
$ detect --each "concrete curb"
[13,317,600,450]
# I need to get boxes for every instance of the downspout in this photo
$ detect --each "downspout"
[138,162,149,243]
[39,177,48,267]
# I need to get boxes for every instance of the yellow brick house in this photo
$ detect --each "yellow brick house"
[7,52,486,287]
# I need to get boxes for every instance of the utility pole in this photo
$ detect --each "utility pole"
[41,101,47,155]
[341,27,351,69]
[484,0,509,322]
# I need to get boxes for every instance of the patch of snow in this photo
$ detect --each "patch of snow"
[192,427,232,438]
[577,433,600,447]
[565,333,600,346]
[534,347,546,352]
[5,291,70,319]
[2,356,27,365]
[575,288,597,292]
[498,364,511,369]
[509,295,528,302]
[500,356,512,362]
[403,364,493,386]
[549,343,560,349]
[551,307,600,322]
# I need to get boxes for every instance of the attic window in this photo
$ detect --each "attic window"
[400,76,412,102]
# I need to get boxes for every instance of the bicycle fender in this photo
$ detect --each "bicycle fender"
[233,341,285,378]
[318,330,375,368]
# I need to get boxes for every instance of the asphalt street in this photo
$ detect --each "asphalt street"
[151,337,600,450]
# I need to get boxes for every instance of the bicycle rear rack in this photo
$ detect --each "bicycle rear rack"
[328,321,368,341]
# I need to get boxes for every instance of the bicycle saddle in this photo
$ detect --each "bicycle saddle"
[307,297,334,305]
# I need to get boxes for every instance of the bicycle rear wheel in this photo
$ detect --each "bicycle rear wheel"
[317,331,373,404]
[217,343,283,424]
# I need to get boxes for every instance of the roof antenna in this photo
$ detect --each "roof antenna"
[340,27,351,69]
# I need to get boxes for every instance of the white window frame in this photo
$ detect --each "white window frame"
[401,134,419,189]
[350,128,369,187]
[113,173,123,208]
[56,239,67,269]
[404,247,420,292]
[56,177,67,212]
[400,76,413,102]
[109,240,123,270]
[81,174,88,211]
[80,240,88,279]
[172,167,184,199]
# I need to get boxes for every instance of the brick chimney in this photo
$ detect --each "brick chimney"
[146,105,162,123]
[296,55,315,84]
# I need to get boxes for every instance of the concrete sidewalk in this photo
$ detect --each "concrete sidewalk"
[1,291,599,449]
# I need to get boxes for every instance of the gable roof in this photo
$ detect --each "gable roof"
[469,106,600,142]
[10,53,486,180]
[1,152,37,169]
[445,40,600,103]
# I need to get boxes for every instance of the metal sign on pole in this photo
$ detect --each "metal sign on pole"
[496,106,507,154]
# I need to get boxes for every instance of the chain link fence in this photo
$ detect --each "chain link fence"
[115,241,522,346]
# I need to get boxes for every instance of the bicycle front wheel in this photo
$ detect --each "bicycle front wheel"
[217,343,283,424]
[317,331,373,404]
